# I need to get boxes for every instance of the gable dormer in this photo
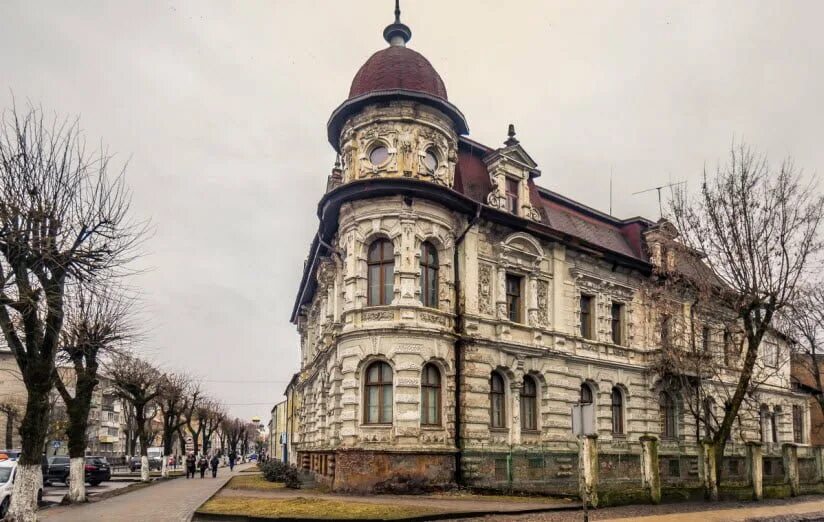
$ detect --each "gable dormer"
[483,125,542,222]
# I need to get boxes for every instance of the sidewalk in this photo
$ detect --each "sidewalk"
[40,463,253,522]
[601,498,824,522]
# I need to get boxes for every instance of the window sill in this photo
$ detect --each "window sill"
[521,429,540,435]
[611,433,627,438]
[490,427,510,433]
[421,425,443,430]
[360,424,392,428]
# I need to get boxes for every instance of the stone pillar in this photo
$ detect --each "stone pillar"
[640,435,661,504]
[701,441,718,501]
[579,434,599,508]
[815,446,824,483]
[747,441,763,500]
[510,380,522,445]
[783,443,800,497]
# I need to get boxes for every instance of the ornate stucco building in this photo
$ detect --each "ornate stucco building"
[289,4,811,495]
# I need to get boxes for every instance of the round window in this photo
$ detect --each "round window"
[370,146,389,166]
[423,150,438,172]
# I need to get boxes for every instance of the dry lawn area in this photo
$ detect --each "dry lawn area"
[225,474,287,491]
[198,496,444,520]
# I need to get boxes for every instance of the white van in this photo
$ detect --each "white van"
[0,460,44,517]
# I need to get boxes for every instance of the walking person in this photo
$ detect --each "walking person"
[210,453,220,478]
[186,452,196,479]
[228,450,236,471]
[198,454,208,479]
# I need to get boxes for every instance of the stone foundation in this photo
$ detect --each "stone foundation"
[298,449,456,492]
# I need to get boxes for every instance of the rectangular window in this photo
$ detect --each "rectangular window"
[506,274,522,323]
[702,326,711,353]
[761,342,779,368]
[580,295,593,339]
[723,329,734,366]
[793,405,803,443]
[505,178,519,214]
[668,459,680,477]
[660,315,671,348]
[611,303,624,345]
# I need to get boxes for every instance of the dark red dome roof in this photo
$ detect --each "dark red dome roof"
[349,46,448,100]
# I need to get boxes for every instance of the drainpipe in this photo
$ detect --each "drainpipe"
[453,204,482,485]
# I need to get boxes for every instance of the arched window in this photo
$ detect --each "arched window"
[521,377,538,431]
[367,240,394,306]
[660,392,676,439]
[420,242,439,308]
[364,361,393,424]
[421,364,441,426]
[611,387,624,435]
[490,372,506,429]
[580,383,593,405]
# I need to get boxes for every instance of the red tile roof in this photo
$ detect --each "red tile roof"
[456,139,652,263]
[349,46,448,100]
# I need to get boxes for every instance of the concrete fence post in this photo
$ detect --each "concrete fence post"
[747,441,763,501]
[783,443,799,497]
[640,435,661,504]
[579,434,599,508]
[815,446,824,483]
[702,441,718,501]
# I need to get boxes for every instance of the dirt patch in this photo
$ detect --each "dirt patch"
[226,475,287,492]
[197,496,444,520]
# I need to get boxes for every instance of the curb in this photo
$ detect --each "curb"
[192,504,580,522]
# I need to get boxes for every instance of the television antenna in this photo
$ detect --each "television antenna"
[632,181,686,219]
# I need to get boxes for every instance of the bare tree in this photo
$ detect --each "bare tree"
[221,417,244,460]
[107,353,160,482]
[183,388,206,456]
[785,286,824,428]
[200,400,226,455]
[54,286,132,502]
[157,372,193,476]
[0,401,22,449]
[0,103,144,521]
[669,142,824,493]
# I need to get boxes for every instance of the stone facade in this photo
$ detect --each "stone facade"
[288,6,812,495]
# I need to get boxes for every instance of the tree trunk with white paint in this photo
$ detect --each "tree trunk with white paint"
[141,455,150,482]
[67,457,87,503]
[7,464,40,522]
[161,455,168,478]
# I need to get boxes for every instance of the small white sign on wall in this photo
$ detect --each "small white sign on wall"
[572,403,596,436]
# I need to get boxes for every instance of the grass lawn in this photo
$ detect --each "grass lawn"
[198,497,443,520]
[225,474,288,491]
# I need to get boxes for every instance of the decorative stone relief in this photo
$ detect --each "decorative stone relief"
[363,310,393,322]
[536,279,549,327]
[478,263,494,316]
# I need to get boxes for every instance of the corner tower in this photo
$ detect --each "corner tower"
[326,2,468,190]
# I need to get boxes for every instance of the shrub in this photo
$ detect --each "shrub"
[257,460,301,489]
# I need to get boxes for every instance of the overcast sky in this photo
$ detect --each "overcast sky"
[2,0,822,422]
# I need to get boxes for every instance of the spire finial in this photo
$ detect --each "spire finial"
[383,0,412,46]
[504,123,519,146]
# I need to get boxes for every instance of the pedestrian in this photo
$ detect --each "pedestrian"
[210,453,220,478]
[228,450,236,471]
[186,452,196,479]
[198,454,208,479]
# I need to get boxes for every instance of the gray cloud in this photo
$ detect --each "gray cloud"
[2,0,821,421]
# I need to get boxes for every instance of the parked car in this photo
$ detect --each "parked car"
[0,450,22,461]
[43,455,111,486]
[83,456,111,486]
[0,460,43,517]
[43,456,70,485]
[128,455,162,472]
